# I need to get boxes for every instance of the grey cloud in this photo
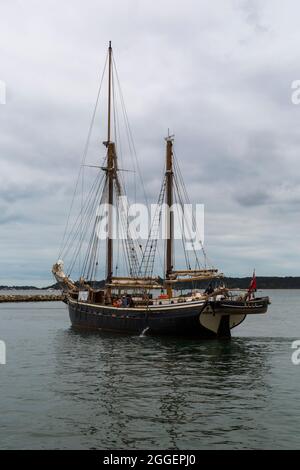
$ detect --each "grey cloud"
[236,0,269,34]
[0,0,299,284]
[235,190,270,207]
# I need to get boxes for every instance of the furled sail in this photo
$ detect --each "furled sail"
[52,260,77,291]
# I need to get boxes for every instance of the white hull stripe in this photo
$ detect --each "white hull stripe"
[68,297,207,312]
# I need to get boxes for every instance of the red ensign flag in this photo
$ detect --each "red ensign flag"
[249,271,257,292]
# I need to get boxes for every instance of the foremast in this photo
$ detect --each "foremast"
[102,42,161,297]
[165,136,174,298]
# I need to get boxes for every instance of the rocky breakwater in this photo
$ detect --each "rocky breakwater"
[0,294,63,303]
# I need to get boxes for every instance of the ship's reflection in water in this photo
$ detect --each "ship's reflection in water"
[53,328,275,449]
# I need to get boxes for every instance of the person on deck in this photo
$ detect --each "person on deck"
[204,283,214,296]
[127,294,134,308]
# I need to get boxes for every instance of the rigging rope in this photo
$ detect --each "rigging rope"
[139,175,167,279]
[58,52,109,261]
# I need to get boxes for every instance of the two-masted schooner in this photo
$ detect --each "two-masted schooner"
[52,42,269,338]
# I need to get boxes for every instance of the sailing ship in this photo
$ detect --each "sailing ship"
[52,42,270,338]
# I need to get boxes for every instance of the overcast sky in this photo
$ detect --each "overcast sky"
[1,0,300,286]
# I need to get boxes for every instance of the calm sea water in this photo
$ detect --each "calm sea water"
[0,290,299,450]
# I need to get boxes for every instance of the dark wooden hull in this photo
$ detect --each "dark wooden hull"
[67,298,229,338]
[66,296,268,338]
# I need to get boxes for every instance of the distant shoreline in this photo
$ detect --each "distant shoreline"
[1,276,300,290]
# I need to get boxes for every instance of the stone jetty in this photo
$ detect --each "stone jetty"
[0,294,63,303]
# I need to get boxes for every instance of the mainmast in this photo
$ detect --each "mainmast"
[165,135,174,298]
[105,41,114,290]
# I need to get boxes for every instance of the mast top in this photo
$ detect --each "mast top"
[165,129,175,142]
[109,40,112,49]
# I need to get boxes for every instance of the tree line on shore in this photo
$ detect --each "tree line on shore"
[1,276,300,290]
